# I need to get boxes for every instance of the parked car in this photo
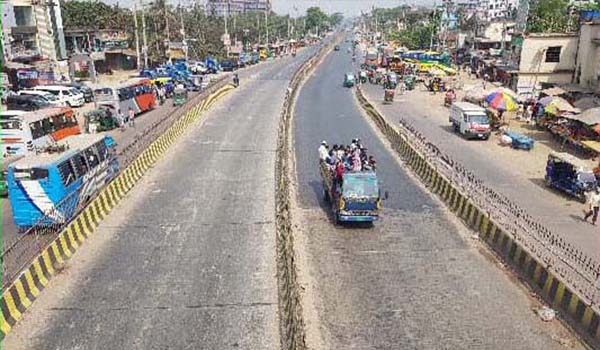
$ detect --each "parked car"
[6,94,51,111]
[32,85,85,107]
[60,82,94,102]
[189,61,209,74]
[220,60,236,72]
[17,90,64,106]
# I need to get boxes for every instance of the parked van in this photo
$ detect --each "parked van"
[6,95,51,111]
[18,90,64,106]
[449,102,491,140]
[33,85,85,107]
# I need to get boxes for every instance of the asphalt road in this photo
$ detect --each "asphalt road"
[3,46,318,349]
[359,77,600,262]
[293,40,583,349]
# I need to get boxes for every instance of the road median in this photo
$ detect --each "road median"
[354,85,600,347]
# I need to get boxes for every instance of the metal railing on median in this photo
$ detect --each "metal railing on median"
[356,86,600,309]
[1,76,229,289]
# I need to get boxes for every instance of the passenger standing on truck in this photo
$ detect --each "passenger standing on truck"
[318,141,329,160]
[584,188,600,225]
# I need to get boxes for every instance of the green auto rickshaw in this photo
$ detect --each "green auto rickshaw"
[173,87,188,106]
[0,171,7,197]
[84,108,117,133]
[343,73,355,88]
[404,75,415,91]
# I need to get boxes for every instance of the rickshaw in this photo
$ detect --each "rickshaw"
[343,73,355,88]
[545,152,597,202]
[173,87,188,106]
[84,108,117,133]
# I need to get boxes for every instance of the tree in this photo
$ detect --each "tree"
[527,0,574,33]
[305,7,329,33]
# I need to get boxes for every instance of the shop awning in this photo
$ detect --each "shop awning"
[564,107,600,125]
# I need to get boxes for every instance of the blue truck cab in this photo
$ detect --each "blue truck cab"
[321,162,383,224]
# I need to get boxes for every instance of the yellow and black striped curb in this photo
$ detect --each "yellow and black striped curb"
[0,83,236,339]
[354,87,600,344]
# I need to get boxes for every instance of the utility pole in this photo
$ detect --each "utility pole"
[140,0,148,68]
[257,13,260,44]
[133,2,141,68]
[430,4,437,51]
[180,5,187,62]
[265,11,269,45]
[165,1,171,62]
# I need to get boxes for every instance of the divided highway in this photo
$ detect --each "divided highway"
[2,47,317,349]
[292,40,583,349]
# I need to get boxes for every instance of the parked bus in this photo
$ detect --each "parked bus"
[7,134,119,230]
[1,107,81,157]
[93,78,156,119]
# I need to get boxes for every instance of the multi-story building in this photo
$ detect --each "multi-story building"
[1,0,66,62]
[206,0,271,17]
[443,0,518,20]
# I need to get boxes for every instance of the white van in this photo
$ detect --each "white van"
[17,90,64,106]
[33,85,85,107]
[449,102,491,140]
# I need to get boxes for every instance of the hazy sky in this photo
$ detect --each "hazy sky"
[271,1,428,16]
[108,0,427,17]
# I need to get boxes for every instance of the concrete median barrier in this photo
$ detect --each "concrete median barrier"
[354,85,600,346]
[0,83,236,339]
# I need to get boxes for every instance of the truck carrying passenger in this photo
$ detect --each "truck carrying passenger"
[318,140,386,225]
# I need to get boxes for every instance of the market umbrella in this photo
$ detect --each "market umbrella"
[544,97,579,115]
[485,91,518,111]
[538,96,556,106]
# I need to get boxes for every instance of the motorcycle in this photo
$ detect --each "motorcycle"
[384,89,395,104]
[444,91,456,107]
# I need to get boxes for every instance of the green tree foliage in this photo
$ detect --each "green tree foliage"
[526,0,576,33]
[61,1,339,62]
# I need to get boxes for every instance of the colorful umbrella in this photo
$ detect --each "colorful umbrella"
[538,96,555,106]
[485,92,518,111]
[544,97,579,115]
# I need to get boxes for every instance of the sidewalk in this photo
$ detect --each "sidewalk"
[358,77,600,261]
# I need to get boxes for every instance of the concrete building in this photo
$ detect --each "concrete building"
[575,20,600,90]
[516,33,579,97]
[206,0,271,16]
[1,0,66,62]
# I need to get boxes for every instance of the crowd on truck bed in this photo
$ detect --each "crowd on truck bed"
[318,139,377,176]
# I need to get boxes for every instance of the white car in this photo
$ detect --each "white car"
[189,61,208,74]
[32,85,85,107]
[17,90,64,106]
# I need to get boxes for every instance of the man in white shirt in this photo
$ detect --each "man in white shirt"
[318,141,329,161]
[584,188,600,225]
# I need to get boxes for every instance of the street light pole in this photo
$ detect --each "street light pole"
[140,0,148,68]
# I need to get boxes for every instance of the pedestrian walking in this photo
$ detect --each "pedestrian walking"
[128,107,135,127]
[584,188,600,225]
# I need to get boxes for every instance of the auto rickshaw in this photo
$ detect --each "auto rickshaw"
[84,108,117,133]
[545,152,597,202]
[404,75,415,90]
[359,71,367,84]
[173,87,188,106]
[383,81,395,104]
[386,72,398,89]
[343,73,355,88]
